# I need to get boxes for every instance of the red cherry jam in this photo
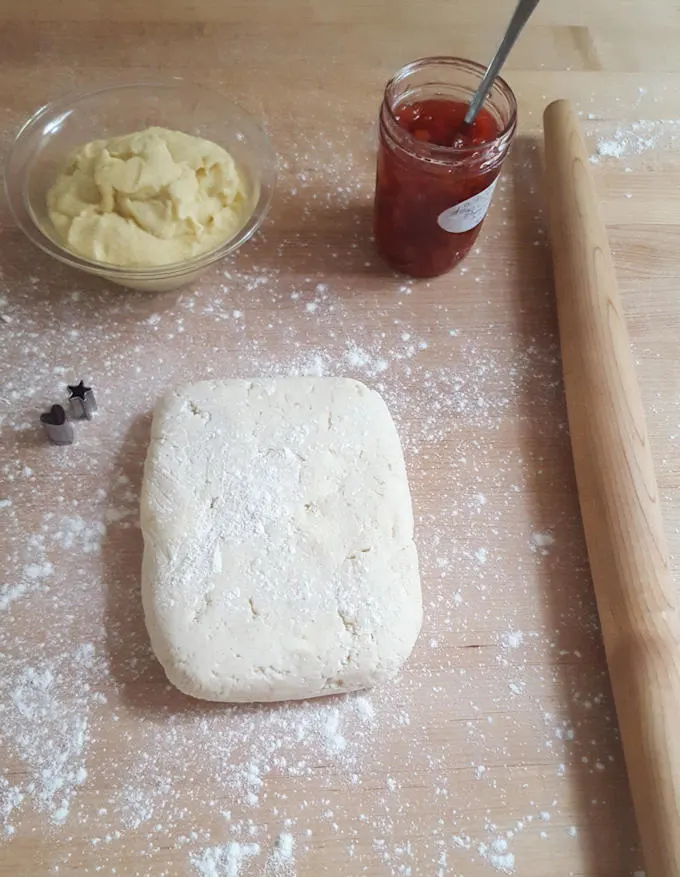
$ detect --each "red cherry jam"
[373,59,516,278]
[397,98,499,149]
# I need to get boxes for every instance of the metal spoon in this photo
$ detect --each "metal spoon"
[464,0,541,126]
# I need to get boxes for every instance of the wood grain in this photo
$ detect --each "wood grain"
[1,2,680,875]
[544,98,680,877]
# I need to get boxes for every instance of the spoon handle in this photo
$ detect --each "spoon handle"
[464,0,540,125]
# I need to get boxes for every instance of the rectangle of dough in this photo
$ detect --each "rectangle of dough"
[140,377,422,702]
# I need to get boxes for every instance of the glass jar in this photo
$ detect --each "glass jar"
[373,57,517,278]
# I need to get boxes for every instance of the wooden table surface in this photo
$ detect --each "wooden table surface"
[2,2,680,875]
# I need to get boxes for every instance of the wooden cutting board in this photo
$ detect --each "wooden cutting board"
[2,1,680,874]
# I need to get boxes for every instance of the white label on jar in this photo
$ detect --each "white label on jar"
[437,178,499,234]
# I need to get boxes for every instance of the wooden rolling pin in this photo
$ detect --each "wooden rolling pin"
[543,99,680,876]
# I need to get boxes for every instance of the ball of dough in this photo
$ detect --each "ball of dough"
[140,378,422,703]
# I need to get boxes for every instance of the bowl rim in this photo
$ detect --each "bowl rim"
[3,76,276,279]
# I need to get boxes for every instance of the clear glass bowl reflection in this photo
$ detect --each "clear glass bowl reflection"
[4,79,276,291]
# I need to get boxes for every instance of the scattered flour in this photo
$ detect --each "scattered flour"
[502,631,524,649]
[0,549,53,611]
[2,655,93,827]
[490,854,515,874]
[0,113,651,875]
[530,531,555,554]
[274,833,294,859]
[53,515,106,553]
[266,831,295,874]
[343,341,389,376]
[190,841,261,877]
[479,837,516,874]
[591,119,680,161]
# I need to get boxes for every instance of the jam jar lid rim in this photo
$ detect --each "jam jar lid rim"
[382,55,518,155]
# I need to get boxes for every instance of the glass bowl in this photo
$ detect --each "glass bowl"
[4,79,276,292]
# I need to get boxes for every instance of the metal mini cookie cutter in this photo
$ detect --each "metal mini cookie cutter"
[40,404,74,445]
[68,380,97,420]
